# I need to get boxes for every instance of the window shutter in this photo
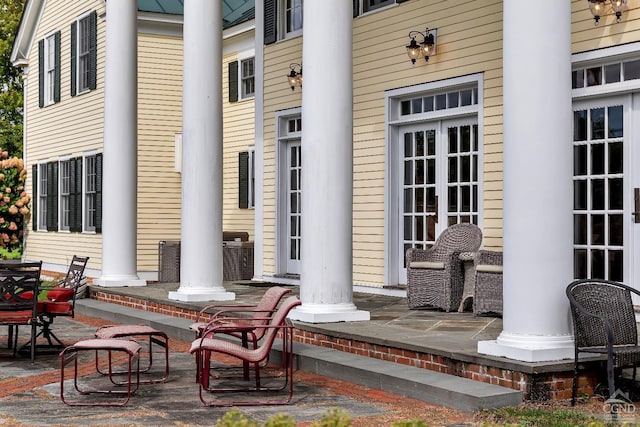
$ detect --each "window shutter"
[54,31,61,103]
[353,0,359,18]
[239,151,249,209]
[69,157,82,232]
[70,21,77,96]
[95,153,102,233]
[228,61,238,103]
[31,165,37,231]
[88,11,97,90]
[38,40,44,107]
[264,0,277,45]
[396,0,409,3]
[46,162,58,231]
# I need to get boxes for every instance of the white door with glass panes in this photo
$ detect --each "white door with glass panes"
[286,141,302,275]
[572,97,633,284]
[399,118,479,283]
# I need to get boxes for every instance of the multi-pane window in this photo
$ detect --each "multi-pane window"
[33,154,101,233]
[77,15,91,92]
[38,164,48,231]
[283,0,303,35]
[241,58,255,99]
[573,59,640,89]
[84,155,96,232]
[573,105,624,281]
[45,35,56,105]
[59,160,70,231]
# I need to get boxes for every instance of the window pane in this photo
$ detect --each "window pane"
[609,178,623,210]
[592,179,605,210]
[460,89,472,106]
[574,145,587,175]
[574,249,587,279]
[591,143,605,175]
[591,249,605,279]
[447,92,458,108]
[573,110,587,142]
[609,141,623,174]
[414,188,424,213]
[609,215,623,246]
[624,59,640,80]
[574,180,587,210]
[586,67,602,86]
[415,131,424,156]
[604,63,621,83]
[592,214,605,245]
[412,98,422,114]
[423,96,434,112]
[435,94,446,110]
[403,189,412,213]
[401,100,410,115]
[609,250,623,281]
[572,70,584,89]
[591,108,605,140]
[608,105,623,138]
[574,214,587,244]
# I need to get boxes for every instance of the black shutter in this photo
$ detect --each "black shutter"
[54,31,61,103]
[229,61,238,103]
[31,165,37,231]
[353,0,359,18]
[88,11,97,90]
[69,157,82,232]
[95,153,102,233]
[38,39,44,107]
[46,162,58,231]
[70,21,76,96]
[396,0,410,3]
[239,151,249,209]
[264,0,277,45]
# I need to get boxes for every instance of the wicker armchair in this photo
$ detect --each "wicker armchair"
[406,223,482,311]
[566,279,640,406]
[473,250,503,316]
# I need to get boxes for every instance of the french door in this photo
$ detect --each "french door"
[572,97,632,283]
[398,118,479,282]
[284,140,302,275]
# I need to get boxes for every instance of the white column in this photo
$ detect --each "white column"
[253,0,264,280]
[95,0,145,287]
[288,0,368,323]
[477,0,574,361]
[169,0,234,301]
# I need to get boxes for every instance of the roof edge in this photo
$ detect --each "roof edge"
[11,0,46,67]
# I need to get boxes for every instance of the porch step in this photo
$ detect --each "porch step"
[75,298,522,412]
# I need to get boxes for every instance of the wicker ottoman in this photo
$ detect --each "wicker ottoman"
[60,338,141,406]
[95,324,169,384]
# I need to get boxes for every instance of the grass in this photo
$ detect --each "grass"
[475,404,618,427]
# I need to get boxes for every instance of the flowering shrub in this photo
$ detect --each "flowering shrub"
[0,152,29,257]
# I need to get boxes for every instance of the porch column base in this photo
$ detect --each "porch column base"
[288,303,370,323]
[168,287,235,302]
[477,331,574,363]
[93,276,147,287]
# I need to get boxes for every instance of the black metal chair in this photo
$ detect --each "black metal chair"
[566,279,640,405]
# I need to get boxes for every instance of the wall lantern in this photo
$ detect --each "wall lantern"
[287,63,303,91]
[588,0,629,25]
[406,28,436,64]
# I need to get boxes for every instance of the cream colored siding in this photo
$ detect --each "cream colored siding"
[24,0,106,271]
[137,33,182,271]
[223,49,255,239]
[263,0,504,286]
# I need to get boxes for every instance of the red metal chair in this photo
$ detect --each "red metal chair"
[189,295,301,406]
[34,255,89,350]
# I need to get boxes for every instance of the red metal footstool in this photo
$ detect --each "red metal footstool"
[95,324,170,384]
[60,338,141,406]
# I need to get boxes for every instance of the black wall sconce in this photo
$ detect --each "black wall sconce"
[588,0,629,25]
[287,63,303,91]
[406,28,437,64]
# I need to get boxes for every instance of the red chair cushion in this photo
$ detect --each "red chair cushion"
[0,310,32,323]
[42,301,72,315]
[47,287,74,302]
[16,291,33,300]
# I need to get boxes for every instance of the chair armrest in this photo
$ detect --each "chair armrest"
[195,303,256,322]
[406,246,437,265]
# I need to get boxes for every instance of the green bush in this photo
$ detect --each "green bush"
[311,408,352,427]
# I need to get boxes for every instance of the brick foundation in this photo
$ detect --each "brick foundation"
[88,289,601,401]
